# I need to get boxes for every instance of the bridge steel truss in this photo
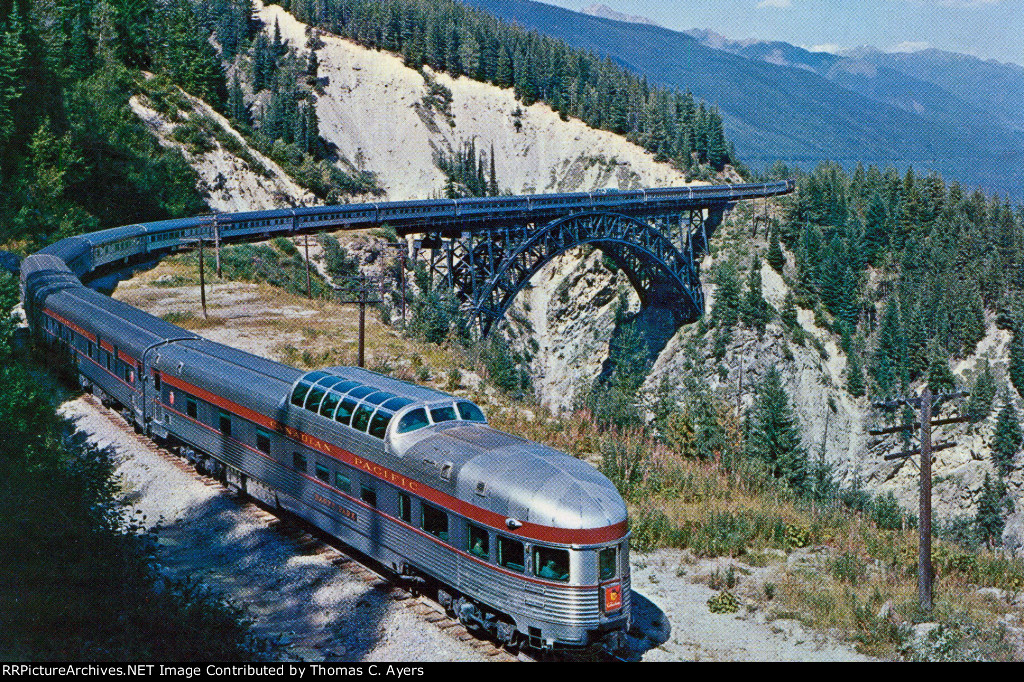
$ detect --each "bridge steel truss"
[415,207,723,337]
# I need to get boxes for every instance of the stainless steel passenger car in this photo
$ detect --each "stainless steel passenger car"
[21,248,633,654]
[20,181,793,651]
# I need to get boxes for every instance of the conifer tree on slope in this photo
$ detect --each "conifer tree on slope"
[747,366,809,495]
[992,396,1022,478]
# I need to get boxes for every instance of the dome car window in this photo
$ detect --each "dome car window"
[396,408,429,434]
[304,386,327,411]
[368,410,393,439]
[335,397,358,425]
[457,402,486,423]
[382,397,413,411]
[534,546,570,582]
[347,386,376,400]
[351,404,374,431]
[319,391,341,417]
[363,391,396,406]
[430,405,457,423]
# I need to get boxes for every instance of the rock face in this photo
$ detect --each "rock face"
[257,0,692,202]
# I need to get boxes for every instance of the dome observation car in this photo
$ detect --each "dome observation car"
[288,367,487,440]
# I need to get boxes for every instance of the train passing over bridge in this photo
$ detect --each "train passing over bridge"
[31,179,792,335]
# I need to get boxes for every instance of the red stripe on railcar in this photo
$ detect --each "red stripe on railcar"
[161,370,628,546]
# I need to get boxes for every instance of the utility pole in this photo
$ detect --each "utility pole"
[358,275,366,368]
[335,275,382,370]
[304,233,313,300]
[870,389,968,613]
[213,215,221,278]
[198,235,207,319]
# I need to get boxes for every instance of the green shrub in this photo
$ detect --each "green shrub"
[708,591,739,614]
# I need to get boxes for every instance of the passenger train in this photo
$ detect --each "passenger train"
[20,181,790,653]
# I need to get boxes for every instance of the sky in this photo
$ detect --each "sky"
[536,0,1024,66]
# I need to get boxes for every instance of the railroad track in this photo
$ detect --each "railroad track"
[83,394,526,662]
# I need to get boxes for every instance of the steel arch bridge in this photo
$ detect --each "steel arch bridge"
[416,207,721,337]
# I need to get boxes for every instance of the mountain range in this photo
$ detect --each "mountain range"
[464,0,1024,199]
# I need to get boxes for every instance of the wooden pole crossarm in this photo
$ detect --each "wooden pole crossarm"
[869,415,970,435]
[883,441,956,461]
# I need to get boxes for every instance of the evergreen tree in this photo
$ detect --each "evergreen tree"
[710,260,741,358]
[746,367,809,495]
[0,6,27,147]
[766,227,785,272]
[1011,329,1024,398]
[991,397,1022,477]
[740,254,770,335]
[847,351,866,398]
[966,359,997,424]
[926,352,957,395]
[975,473,1008,548]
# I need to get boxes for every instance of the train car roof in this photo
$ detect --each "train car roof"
[292,367,456,406]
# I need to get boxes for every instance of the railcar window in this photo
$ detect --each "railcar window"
[360,486,377,507]
[335,470,351,492]
[457,402,486,423]
[316,463,330,483]
[421,503,449,541]
[599,547,617,581]
[335,397,358,425]
[430,405,457,423]
[186,397,197,419]
[219,411,232,437]
[396,408,428,434]
[256,431,271,454]
[534,546,570,582]
[333,380,360,395]
[497,536,525,572]
[398,493,412,523]
[293,452,308,472]
[363,391,396,406]
[351,404,374,432]
[153,372,161,391]
[304,386,327,411]
[467,524,489,559]
[291,382,314,406]
[382,397,413,411]
[347,385,376,400]
[319,391,340,417]
[368,410,393,438]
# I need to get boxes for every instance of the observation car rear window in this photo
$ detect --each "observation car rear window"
[396,408,429,434]
[430,405,457,423]
[498,536,524,573]
[534,546,570,582]
[599,547,617,581]
[457,402,486,423]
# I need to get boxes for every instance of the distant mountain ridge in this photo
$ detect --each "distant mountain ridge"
[461,0,1024,199]
[580,3,660,27]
